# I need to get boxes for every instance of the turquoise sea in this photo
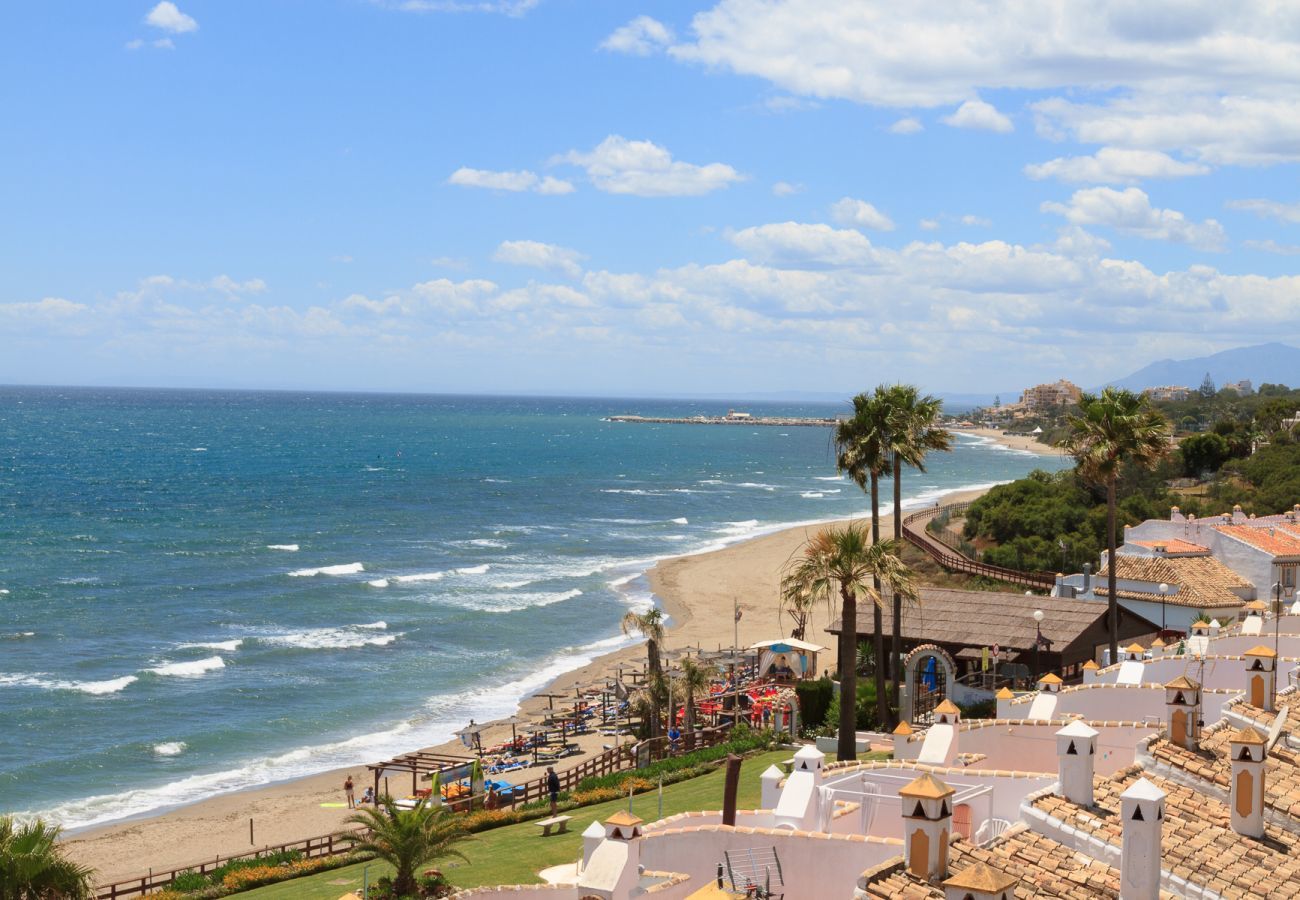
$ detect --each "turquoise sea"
[0,387,1068,829]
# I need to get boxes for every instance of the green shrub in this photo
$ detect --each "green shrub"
[795,677,834,729]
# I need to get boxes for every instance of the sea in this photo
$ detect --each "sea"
[0,387,1070,830]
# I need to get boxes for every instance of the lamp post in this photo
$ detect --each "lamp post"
[1032,609,1045,682]
[1158,583,1169,633]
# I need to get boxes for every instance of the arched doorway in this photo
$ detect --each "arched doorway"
[902,644,958,726]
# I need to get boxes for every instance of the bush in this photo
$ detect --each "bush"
[956,698,996,719]
[795,678,834,729]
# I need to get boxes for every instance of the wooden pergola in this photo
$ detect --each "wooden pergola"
[366,751,475,801]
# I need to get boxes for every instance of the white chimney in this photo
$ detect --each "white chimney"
[1245,645,1278,711]
[899,773,955,883]
[1163,676,1201,751]
[1228,727,1267,838]
[1120,778,1165,900]
[760,764,784,809]
[1056,720,1098,807]
[791,743,825,786]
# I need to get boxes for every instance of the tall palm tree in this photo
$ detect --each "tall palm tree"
[1060,388,1171,660]
[343,798,472,897]
[621,607,666,736]
[782,524,917,761]
[677,657,712,745]
[0,816,95,900]
[880,384,952,714]
[833,391,893,726]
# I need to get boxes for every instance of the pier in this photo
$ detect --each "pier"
[606,412,838,427]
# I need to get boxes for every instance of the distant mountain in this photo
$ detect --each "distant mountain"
[1106,343,1300,392]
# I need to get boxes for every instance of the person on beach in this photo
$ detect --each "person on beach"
[546,766,560,815]
[344,775,355,809]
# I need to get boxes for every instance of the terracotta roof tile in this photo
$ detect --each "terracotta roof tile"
[1129,539,1210,554]
[1100,554,1252,608]
[1213,525,1300,558]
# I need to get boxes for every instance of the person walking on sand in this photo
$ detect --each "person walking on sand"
[344,775,355,809]
[546,766,560,816]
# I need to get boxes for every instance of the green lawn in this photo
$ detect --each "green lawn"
[239,749,887,898]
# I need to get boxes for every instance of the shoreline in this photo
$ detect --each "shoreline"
[59,480,1004,883]
[965,427,1063,458]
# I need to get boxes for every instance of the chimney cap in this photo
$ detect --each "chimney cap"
[995,687,1015,699]
[898,772,955,799]
[1056,720,1099,739]
[942,862,1017,893]
[1125,643,1146,653]
[1231,726,1267,746]
[1164,675,1200,690]
[605,810,644,827]
[1245,644,1278,657]
[1120,777,1165,804]
[933,699,961,715]
[1082,660,1100,670]
[893,720,914,735]
[1151,637,1166,647]
[1037,673,1063,684]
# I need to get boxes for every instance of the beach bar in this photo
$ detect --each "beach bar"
[750,637,825,681]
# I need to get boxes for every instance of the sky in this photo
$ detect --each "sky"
[3,1,1300,397]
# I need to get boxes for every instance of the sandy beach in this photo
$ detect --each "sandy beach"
[61,464,1022,883]
[966,427,1064,458]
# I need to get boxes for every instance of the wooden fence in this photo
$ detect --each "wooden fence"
[902,503,1056,590]
[95,725,733,898]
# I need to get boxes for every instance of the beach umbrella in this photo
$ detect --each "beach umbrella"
[497,714,527,748]
[454,722,484,757]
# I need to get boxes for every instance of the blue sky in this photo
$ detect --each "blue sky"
[3,1,1300,396]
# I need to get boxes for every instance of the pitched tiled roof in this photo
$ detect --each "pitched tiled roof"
[1099,554,1252,608]
[1213,525,1300,558]
[827,588,1158,651]
[1129,539,1211,555]
[1148,704,1300,823]
[1032,767,1300,897]
[857,826,1175,899]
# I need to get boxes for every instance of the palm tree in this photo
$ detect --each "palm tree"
[833,391,893,726]
[782,524,917,760]
[0,816,95,900]
[621,608,666,736]
[880,384,952,714]
[343,798,472,897]
[677,657,712,746]
[1060,387,1171,660]
[779,578,817,640]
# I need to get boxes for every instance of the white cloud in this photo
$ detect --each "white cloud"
[601,16,674,56]
[1050,226,1112,258]
[556,136,743,197]
[1025,148,1210,184]
[1226,198,1300,223]
[1042,187,1227,250]
[888,117,923,135]
[447,168,573,195]
[942,99,1013,133]
[727,222,876,266]
[145,2,198,34]
[152,38,175,49]
[960,215,992,227]
[125,39,144,50]
[830,197,895,231]
[492,240,586,278]
[772,181,803,196]
[1243,239,1300,255]
[919,219,940,231]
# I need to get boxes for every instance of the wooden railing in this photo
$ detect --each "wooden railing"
[903,503,1056,589]
[95,831,360,900]
[95,725,734,898]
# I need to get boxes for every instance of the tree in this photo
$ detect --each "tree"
[880,384,952,718]
[621,608,666,737]
[833,391,893,726]
[782,525,917,760]
[1060,388,1171,660]
[1179,432,1231,477]
[779,579,816,641]
[677,658,711,744]
[343,799,471,897]
[1199,372,1217,399]
[0,816,95,900]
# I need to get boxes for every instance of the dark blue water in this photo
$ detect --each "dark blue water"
[0,387,1066,827]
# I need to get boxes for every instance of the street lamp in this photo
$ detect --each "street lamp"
[1032,609,1045,682]
[1158,583,1169,633]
